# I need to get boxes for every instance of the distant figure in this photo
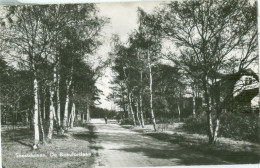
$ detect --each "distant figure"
[104,116,108,124]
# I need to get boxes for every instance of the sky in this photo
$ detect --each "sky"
[93,1,163,110]
[0,0,166,4]
[92,0,258,110]
[0,0,258,110]
[0,0,164,110]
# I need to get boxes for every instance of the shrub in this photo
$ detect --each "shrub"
[183,112,208,135]
[183,111,259,143]
[73,120,83,127]
[119,118,135,125]
[219,111,259,143]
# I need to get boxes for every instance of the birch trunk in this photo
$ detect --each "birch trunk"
[122,91,127,118]
[178,102,181,122]
[129,93,136,126]
[136,99,141,127]
[33,78,40,148]
[86,104,90,122]
[63,78,72,130]
[70,103,75,128]
[203,79,214,144]
[213,117,220,142]
[123,67,131,119]
[192,91,196,118]
[29,109,33,130]
[38,97,46,144]
[68,112,71,128]
[82,112,85,123]
[26,109,29,126]
[56,70,61,127]
[43,95,46,121]
[72,105,75,127]
[127,89,131,119]
[48,65,57,140]
[148,54,156,131]
[140,71,144,128]
[213,91,221,143]
[53,106,57,122]
[47,87,54,141]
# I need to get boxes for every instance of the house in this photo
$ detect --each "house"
[233,75,259,112]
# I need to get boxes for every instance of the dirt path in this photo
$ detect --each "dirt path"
[2,119,258,168]
[71,119,232,168]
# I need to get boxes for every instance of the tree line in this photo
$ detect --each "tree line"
[108,0,259,144]
[0,4,109,149]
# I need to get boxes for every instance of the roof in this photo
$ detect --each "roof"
[234,88,259,103]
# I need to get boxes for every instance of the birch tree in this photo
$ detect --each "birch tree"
[137,8,163,131]
[159,0,257,143]
[110,36,139,125]
[1,6,53,149]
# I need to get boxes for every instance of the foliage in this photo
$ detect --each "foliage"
[119,118,135,125]
[0,4,109,145]
[183,111,259,143]
[183,112,208,135]
[219,111,259,143]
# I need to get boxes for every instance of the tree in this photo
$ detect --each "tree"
[158,0,257,143]
[73,59,99,124]
[55,4,108,130]
[110,35,140,126]
[0,4,108,147]
[128,31,147,128]
[1,6,54,148]
[152,64,186,121]
[137,8,163,131]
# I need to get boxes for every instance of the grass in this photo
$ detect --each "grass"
[1,126,96,168]
[121,123,260,164]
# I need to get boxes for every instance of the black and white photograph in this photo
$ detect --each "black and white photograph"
[0,0,259,167]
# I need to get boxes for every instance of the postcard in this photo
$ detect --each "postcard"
[0,0,259,167]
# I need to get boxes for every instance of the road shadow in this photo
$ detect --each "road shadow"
[116,146,229,165]
[14,139,32,148]
[53,134,69,139]
[72,124,103,150]
[143,132,260,164]
[1,128,33,148]
[1,128,32,141]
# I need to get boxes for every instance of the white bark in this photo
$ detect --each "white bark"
[33,78,40,147]
[43,96,46,120]
[86,104,91,122]
[47,87,54,140]
[140,71,145,128]
[68,112,71,128]
[213,118,220,141]
[38,97,46,144]
[178,102,181,122]
[82,112,85,122]
[26,109,29,125]
[63,78,72,130]
[136,100,141,127]
[53,106,57,122]
[203,79,214,143]
[148,54,156,131]
[70,103,76,128]
[48,66,58,140]
[192,91,196,117]
[127,89,131,119]
[129,93,136,126]
[56,71,61,127]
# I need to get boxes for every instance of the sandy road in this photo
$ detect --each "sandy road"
[70,119,230,168]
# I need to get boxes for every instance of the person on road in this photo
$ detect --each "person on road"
[104,116,108,124]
